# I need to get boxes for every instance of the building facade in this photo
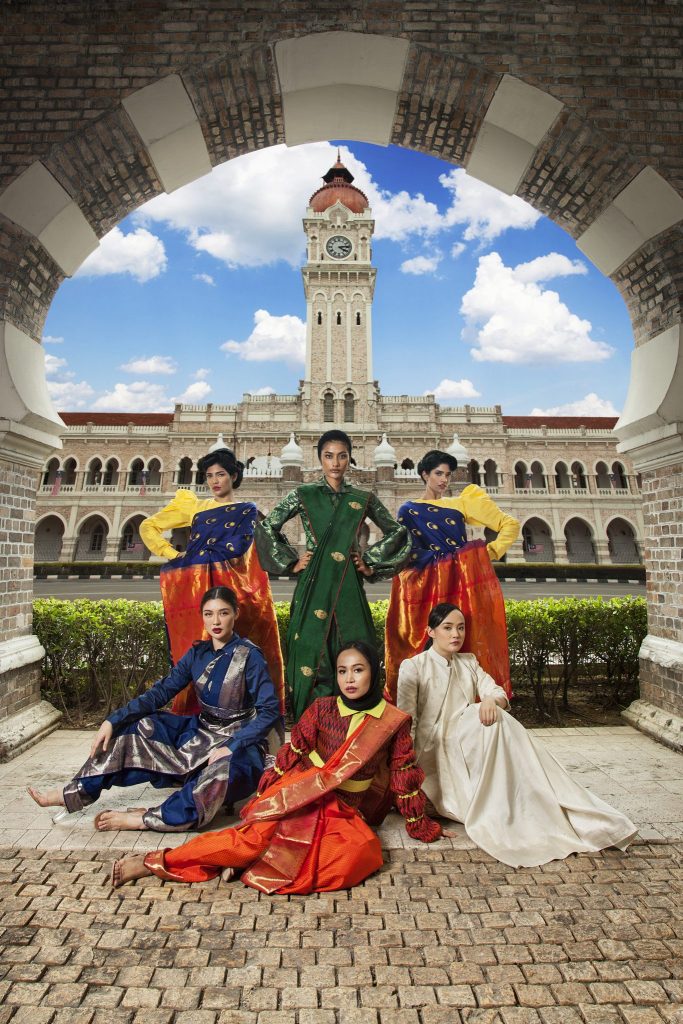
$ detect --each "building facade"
[35,159,643,568]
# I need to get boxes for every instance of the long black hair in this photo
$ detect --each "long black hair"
[424,602,464,650]
[197,447,244,489]
[335,639,384,711]
[200,586,239,612]
[317,429,352,458]
[417,449,458,479]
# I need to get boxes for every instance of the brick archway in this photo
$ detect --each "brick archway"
[0,10,681,756]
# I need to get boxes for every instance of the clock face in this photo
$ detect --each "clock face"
[326,235,352,259]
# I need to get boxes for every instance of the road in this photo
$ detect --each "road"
[34,577,645,602]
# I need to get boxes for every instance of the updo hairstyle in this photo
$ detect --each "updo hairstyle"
[197,448,244,489]
[417,449,458,481]
[200,586,239,612]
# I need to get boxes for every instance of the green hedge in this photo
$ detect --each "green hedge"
[33,596,647,723]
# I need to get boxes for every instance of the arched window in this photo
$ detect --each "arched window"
[90,523,105,553]
[468,459,480,485]
[128,458,144,486]
[336,311,342,325]
[344,392,355,423]
[611,461,628,489]
[103,458,119,486]
[317,311,322,325]
[177,457,193,485]
[356,311,361,325]
[401,458,414,470]
[571,461,587,489]
[323,392,334,423]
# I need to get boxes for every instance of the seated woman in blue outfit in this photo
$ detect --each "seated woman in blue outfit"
[28,586,283,833]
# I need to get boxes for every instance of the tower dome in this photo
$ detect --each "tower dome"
[446,433,469,465]
[280,432,304,467]
[373,433,396,468]
[309,153,369,214]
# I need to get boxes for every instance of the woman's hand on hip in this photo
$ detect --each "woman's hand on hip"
[293,551,313,574]
[90,720,114,758]
[479,698,499,726]
[352,552,374,577]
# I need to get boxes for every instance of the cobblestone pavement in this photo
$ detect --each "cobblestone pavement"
[0,726,681,1022]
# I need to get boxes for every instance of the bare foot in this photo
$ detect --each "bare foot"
[111,853,152,889]
[27,786,65,808]
[94,810,146,831]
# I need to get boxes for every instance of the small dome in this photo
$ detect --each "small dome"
[280,432,304,467]
[309,155,369,214]
[208,433,226,453]
[446,433,469,465]
[373,433,396,468]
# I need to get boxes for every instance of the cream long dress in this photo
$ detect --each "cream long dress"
[397,649,637,868]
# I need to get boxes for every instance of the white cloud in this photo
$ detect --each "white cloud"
[221,309,306,365]
[400,254,442,275]
[76,226,167,282]
[47,378,95,409]
[121,355,177,375]
[135,143,539,271]
[439,168,540,243]
[461,252,614,364]
[93,381,173,412]
[513,253,588,284]
[193,368,210,380]
[44,353,67,376]
[43,334,64,345]
[450,242,466,259]
[530,393,620,417]
[424,378,481,402]
[173,381,212,404]
[194,272,215,286]
[246,385,276,396]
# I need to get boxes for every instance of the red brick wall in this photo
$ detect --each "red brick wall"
[0,460,39,643]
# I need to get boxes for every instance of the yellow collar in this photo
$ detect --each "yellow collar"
[337,696,386,719]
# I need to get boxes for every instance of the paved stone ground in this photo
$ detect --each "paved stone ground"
[0,726,681,1022]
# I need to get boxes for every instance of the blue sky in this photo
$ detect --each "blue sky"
[43,140,634,417]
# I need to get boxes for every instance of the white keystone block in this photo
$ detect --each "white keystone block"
[467,75,563,194]
[276,33,409,147]
[577,167,683,275]
[0,162,98,276]
[616,324,683,440]
[0,322,64,438]
[122,74,212,192]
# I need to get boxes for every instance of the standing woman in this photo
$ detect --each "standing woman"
[255,429,411,721]
[385,449,519,701]
[140,447,284,715]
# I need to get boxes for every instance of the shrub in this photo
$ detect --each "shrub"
[34,596,647,724]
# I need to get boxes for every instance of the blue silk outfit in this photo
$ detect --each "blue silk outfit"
[62,634,283,831]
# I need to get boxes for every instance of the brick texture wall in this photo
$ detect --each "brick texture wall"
[640,462,683,643]
[0,459,39,642]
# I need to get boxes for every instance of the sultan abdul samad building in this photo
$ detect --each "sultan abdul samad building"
[36,158,643,568]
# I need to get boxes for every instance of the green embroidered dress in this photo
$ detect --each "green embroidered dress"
[255,479,411,720]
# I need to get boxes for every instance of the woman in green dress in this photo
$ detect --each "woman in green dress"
[255,430,411,720]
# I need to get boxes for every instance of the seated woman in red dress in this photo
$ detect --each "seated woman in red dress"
[111,641,444,894]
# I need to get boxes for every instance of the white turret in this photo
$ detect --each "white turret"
[280,432,304,467]
[373,433,396,468]
[446,432,469,465]
[208,433,226,453]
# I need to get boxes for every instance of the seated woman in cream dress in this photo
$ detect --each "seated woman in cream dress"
[396,602,637,868]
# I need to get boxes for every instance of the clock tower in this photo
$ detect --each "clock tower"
[301,155,378,428]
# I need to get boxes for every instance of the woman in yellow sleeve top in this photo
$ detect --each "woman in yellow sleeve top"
[140,448,284,715]
[385,449,519,701]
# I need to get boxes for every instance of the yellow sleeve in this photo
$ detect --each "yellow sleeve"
[139,489,200,560]
[447,485,519,561]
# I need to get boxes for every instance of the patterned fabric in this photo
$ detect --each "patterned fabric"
[384,486,519,701]
[62,636,283,831]
[255,479,411,720]
[139,490,284,714]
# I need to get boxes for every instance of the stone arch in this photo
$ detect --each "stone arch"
[119,513,150,561]
[127,457,145,487]
[611,460,628,490]
[606,516,641,564]
[529,460,547,489]
[102,457,120,487]
[146,456,162,486]
[0,17,681,747]
[41,456,61,488]
[61,456,78,486]
[73,513,110,561]
[522,516,555,563]
[513,461,527,489]
[563,516,597,564]
[595,460,611,489]
[468,458,481,485]
[84,455,103,486]
[570,460,588,489]
[176,456,194,486]
[554,460,571,490]
[34,513,66,562]
[482,459,498,488]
